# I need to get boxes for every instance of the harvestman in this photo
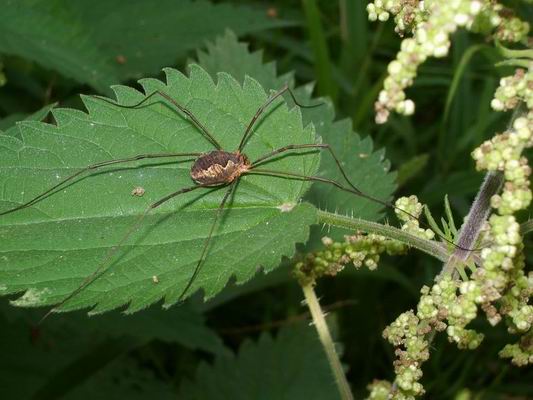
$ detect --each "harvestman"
[0,84,465,320]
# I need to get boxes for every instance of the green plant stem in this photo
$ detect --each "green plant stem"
[520,219,533,235]
[440,171,503,277]
[316,209,451,261]
[302,283,354,400]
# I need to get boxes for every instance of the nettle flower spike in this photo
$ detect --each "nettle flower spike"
[395,195,435,240]
[491,69,533,112]
[294,232,406,286]
[294,196,434,287]
[368,0,484,123]
[470,83,533,366]
[367,0,530,123]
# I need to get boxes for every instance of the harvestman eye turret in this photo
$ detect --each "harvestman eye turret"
[0,82,474,322]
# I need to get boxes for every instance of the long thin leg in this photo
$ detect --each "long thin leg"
[252,143,461,236]
[252,143,389,212]
[93,91,222,150]
[39,184,208,323]
[0,152,201,216]
[178,181,237,301]
[246,168,478,252]
[238,86,322,152]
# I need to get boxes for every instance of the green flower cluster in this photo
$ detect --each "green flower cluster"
[491,69,533,111]
[367,380,394,400]
[491,4,530,42]
[368,0,483,123]
[294,197,433,286]
[367,0,427,34]
[395,195,435,240]
[472,114,532,215]
[421,277,485,349]
[382,311,429,399]
[470,94,532,364]
[367,0,530,123]
[294,232,406,286]
[500,330,533,366]
[378,276,488,399]
[473,2,530,43]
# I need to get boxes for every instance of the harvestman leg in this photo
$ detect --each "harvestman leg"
[35,86,294,317]
[40,184,210,322]
[6,87,230,216]
[238,85,322,152]
[251,143,408,218]
[0,153,202,216]
[32,85,320,318]
[177,182,237,301]
[249,142,475,251]
[245,167,472,252]
[94,90,223,150]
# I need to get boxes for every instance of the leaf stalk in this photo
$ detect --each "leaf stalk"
[316,209,452,262]
[301,283,354,400]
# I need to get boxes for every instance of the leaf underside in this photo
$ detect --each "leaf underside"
[0,65,319,314]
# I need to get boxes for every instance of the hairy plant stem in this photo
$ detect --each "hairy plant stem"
[440,171,503,278]
[301,283,354,400]
[521,219,533,235]
[316,209,451,261]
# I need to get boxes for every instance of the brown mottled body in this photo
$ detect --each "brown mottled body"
[191,151,251,186]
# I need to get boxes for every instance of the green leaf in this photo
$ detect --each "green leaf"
[61,356,178,400]
[0,307,178,399]
[0,64,319,314]
[0,102,57,138]
[0,0,118,92]
[0,0,290,91]
[0,311,106,399]
[70,0,292,82]
[301,0,338,101]
[302,104,396,223]
[197,30,292,91]
[178,322,341,400]
[0,299,224,398]
[198,31,396,226]
[2,300,225,354]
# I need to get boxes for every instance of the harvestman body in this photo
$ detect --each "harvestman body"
[0,82,467,321]
[191,151,250,186]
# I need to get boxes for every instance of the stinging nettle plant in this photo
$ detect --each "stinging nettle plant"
[0,65,323,313]
[363,1,533,399]
[0,63,446,316]
[0,6,531,399]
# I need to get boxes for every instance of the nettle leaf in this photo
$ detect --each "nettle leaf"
[198,31,397,238]
[0,0,290,91]
[0,65,319,314]
[1,300,225,355]
[0,0,117,92]
[70,0,293,81]
[62,357,178,400]
[0,103,57,139]
[178,323,341,400]
[0,299,223,398]
[197,30,292,91]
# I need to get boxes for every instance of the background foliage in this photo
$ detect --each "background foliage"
[0,0,531,399]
